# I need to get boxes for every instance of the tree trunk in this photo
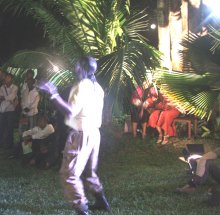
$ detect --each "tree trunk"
[157,0,203,72]
[169,0,182,71]
[157,0,171,69]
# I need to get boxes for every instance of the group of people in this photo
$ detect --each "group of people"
[1,56,220,213]
[131,79,220,205]
[0,68,60,169]
[131,79,181,144]
[0,56,110,215]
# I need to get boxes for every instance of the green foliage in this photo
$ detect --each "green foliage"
[155,28,220,120]
[0,0,161,115]
[155,69,220,119]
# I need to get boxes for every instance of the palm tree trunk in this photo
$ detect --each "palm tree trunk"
[157,0,204,72]
[169,0,182,71]
[157,0,171,69]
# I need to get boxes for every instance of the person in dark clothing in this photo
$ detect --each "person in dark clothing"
[176,147,220,205]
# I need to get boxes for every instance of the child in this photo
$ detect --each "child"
[22,115,55,168]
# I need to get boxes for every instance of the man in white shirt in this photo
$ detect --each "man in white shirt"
[22,115,55,167]
[39,56,110,215]
[0,73,18,148]
[19,77,40,135]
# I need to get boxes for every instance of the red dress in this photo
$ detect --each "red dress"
[130,85,157,123]
[148,94,180,137]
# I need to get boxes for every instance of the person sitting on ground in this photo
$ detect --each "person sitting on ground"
[176,147,220,205]
[130,80,157,139]
[22,115,55,168]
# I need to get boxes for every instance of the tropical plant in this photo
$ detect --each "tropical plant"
[0,0,161,115]
[155,27,220,122]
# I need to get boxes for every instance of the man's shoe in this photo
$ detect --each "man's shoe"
[89,191,110,212]
[176,184,196,193]
[76,209,90,215]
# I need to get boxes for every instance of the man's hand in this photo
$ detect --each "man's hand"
[23,107,30,112]
[133,99,142,107]
[37,81,58,96]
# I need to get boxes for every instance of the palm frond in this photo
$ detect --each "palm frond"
[0,0,162,115]
[97,40,161,113]
[208,25,220,53]
[180,33,220,74]
[155,69,220,119]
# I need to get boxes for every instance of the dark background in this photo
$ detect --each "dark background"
[0,1,157,66]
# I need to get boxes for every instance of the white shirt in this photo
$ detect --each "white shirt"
[21,87,40,116]
[0,84,18,113]
[65,79,104,131]
[22,124,55,139]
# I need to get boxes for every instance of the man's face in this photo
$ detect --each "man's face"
[25,71,34,80]
[5,75,12,85]
[27,78,35,89]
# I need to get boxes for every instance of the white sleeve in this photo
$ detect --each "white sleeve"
[32,124,55,139]
[4,85,18,102]
[22,127,38,137]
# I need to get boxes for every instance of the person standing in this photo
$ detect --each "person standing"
[19,77,40,135]
[0,73,18,148]
[39,56,110,215]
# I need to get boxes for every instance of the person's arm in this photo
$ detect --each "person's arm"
[50,94,73,116]
[4,85,18,102]
[25,90,40,111]
[32,124,55,139]
[38,82,72,116]
[22,127,36,138]
[196,148,220,177]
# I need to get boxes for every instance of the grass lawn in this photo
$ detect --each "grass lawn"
[0,126,219,215]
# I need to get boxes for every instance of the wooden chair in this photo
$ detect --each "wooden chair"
[173,115,198,139]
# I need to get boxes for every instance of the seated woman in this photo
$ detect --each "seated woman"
[148,93,181,145]
[130,80,157,139]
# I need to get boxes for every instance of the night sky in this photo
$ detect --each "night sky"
[0,1,157,66]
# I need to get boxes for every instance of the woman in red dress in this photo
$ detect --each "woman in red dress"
[148,93,180,145]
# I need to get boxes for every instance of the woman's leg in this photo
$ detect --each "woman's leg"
[132,122,138,138]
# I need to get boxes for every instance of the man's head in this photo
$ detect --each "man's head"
[25,69,35,81]
[37,115,48,129]
[4,73,13,87]
[74,56,97,82]
[27,78,36,90]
